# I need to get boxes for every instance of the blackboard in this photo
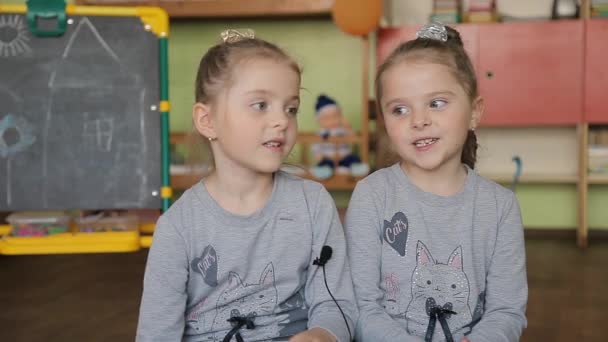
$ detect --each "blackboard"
[0,13,162,210]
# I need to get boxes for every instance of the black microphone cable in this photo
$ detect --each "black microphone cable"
[313,245,353,342]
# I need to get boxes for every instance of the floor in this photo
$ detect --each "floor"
[0,238,607,341]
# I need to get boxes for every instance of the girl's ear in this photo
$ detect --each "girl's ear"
[192,102,216,140]
[469,96,484,130]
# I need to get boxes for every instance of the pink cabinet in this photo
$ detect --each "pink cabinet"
[477,20,584,126]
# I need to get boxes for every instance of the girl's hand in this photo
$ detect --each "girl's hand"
[288,327,337,342]
[461,338,471,342]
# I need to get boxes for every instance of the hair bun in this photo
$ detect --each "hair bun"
[445,26,464,47]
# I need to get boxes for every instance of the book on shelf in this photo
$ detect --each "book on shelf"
[466,12,498,22]
[589,128,608,145]
[468,0,495,11]
[466,0,497,22]
[430,13,461,24]
[589,145,608,174]
[431,0,461,23]
[591,5,608,17]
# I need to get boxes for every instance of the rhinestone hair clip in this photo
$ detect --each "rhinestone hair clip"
[416,22,448,42]
[220,29,255,43]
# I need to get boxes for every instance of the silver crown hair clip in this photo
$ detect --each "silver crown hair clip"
[416,22,448,42]
[220,28,255,43]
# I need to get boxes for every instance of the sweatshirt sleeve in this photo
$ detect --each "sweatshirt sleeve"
[466,191,528,342]
[305,185,358,342]
[345,181,424,342]
[136,215,190,342]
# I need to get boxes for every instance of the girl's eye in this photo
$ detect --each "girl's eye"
[286,106,299,116]
[430,99,447,109]
[252,101,268,111]
[392,106,410,116]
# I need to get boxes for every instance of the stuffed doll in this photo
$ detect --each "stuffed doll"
[310,94,369,179]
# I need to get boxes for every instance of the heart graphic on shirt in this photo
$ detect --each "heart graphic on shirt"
[383,212,408,256]
[191,245,218,287]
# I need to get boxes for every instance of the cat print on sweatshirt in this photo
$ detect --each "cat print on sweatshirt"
[405,241,472,340]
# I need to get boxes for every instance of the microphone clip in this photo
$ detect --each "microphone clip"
[313,256,327,267]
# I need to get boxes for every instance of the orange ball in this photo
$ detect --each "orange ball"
[332,0,382,36]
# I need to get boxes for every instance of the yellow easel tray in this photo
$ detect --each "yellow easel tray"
[0,224,10,236]
[140,235,153,248]
[0,230,141,255]
[139,222,156,234]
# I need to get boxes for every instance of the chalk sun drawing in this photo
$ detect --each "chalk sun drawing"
[0,15,31,58]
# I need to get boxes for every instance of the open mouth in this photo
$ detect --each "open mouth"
[263,141,283,149]
[413,138,438,148]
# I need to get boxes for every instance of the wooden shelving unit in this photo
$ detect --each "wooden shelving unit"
[74,0,332,17]
[579,0,608,247]
[588,173,608,184]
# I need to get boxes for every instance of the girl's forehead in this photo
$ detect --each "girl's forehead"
[228,59,300,91]
[388,59,455,77]
[382,61,463,95]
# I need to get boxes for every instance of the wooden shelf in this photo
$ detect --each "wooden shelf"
[170,170,362,191]
[171,172,203,190]
[170,132,190,144]
[297,172,363,190]
[480,173,579,184]
[297,132,364,144]
[74,0,332,18]
[589,173,608,184]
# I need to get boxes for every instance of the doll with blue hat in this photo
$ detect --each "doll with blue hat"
[310,94,369,180]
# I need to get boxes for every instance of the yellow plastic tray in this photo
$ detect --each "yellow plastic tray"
[0,230,142,255]
[0,222,157,254]
[0,224,10,236]
[140,235,153,248]
[139,222,155,248]
[140,222,156,234]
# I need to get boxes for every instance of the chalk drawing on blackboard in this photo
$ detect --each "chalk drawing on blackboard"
[83,112,114,152]
[113,143,147,207]
[0,114,36,158]
[63,17,119,61]
[1,113,36,205]
[49,16,125,88]
[139,89,148,156]
[41,98,52,209]
[0,15,31,58]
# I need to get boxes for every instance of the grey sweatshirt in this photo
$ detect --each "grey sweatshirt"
[137,171,357,341]
[345,164,527,342]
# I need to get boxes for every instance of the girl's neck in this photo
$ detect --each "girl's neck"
[204,169,275,216]
[401,161,467,197]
